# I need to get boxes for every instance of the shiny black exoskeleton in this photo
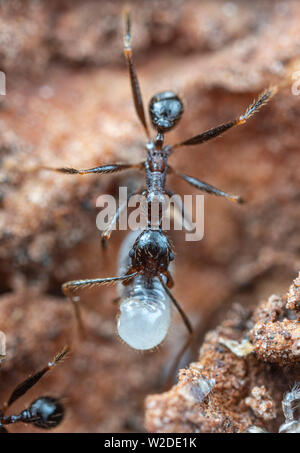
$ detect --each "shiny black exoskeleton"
[25,396,64,429]
[149,91,184,133]
[0,396,64,431]
[0,348,68,433]
[129,229,174,277]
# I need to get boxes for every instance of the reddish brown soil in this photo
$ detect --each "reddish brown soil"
[0,0,299,432]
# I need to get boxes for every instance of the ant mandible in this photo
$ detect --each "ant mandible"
[0,347,68,432]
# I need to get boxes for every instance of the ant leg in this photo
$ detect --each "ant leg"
[165,189,195,232]
[160,269,174,289]
[101,187,146,249]
[171,86,277,149]
[38,162,143,176]
[1,347,69,414]
[101,198,129,249]
[175,170,244,203]
[62,272,138,335]
[159,276,194,386]
[160,276,193,336]
[123,9,150,139]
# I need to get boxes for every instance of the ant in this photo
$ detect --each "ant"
[0,347,68,432]
[37,11,277,353]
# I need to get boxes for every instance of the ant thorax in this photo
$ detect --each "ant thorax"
[144,144,170,228]
[145,146,168,186]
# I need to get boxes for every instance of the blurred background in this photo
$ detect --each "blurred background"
[0,0,299,432]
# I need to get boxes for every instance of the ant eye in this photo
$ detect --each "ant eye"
[169,252,174,261]
[28,396,64,429]
[129,249,134,258]
[149,91,183,132]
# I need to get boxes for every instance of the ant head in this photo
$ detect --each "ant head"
[130,229,174,272]
[149,91,183,133]
[28,396,64,429]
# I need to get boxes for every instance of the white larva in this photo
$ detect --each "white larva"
[117,230,172,350]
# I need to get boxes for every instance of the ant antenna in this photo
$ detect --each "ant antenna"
[123,8,150,139]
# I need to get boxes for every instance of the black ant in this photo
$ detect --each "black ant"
[0,347,68,432]
[37,12,276,353]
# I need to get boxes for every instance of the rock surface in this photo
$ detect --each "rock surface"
[145,279,300,433]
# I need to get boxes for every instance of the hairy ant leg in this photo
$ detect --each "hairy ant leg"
[39,162,143,176]
[159,276,194,386]
[62,273,138,335]
[101,187,146,249]
[176,171,244,203]
[171,86,277,149]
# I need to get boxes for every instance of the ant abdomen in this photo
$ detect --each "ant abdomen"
[149,91,184,133]
[117,231,172,350]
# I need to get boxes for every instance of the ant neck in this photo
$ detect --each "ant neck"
[155,132,164,150]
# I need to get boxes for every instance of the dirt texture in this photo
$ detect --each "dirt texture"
[0,0,299,432]
[145,280,300,433]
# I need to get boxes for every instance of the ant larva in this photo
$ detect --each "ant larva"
[116,229,176,351]
[38,11,277,352]
[0,347,68,433]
